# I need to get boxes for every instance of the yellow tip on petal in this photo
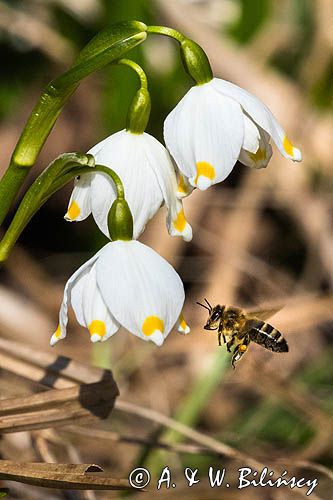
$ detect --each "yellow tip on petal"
[65,201,81,221]
[249,148,267,162]
[178,313,190,335]
[194,161,215,187]
[89,320,106,339]
[283,136,302,161]
[50,325,63,346]
[142,315,164,337]
[283,136,293,156]
[173,209,187,232]
[177,174,188,195]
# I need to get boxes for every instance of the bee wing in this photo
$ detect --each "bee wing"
[246,306,283,321]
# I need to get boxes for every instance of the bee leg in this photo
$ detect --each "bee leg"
[218,324,226,347]
[226,338,234,353]
[231,337,250,369]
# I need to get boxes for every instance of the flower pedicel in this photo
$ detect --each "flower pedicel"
[65,130,192,242]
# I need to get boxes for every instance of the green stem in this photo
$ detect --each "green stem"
[0,21,147,226]
[116,58,148,89]
[0,158,126,263]
[147,25,213,85]
[146,25,186,43]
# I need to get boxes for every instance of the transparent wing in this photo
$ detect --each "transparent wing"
[246,306,283,321]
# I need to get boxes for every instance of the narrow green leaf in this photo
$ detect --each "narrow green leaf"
[0,21,147,226]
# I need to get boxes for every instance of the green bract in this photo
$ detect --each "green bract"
[126,87,151,134]
[108,198,134,241]
[180,39,213,85]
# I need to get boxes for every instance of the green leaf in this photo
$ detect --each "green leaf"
[0,489,9,498]
[13,21,147,168]
[0,21,147,226]
[75,21,146,65]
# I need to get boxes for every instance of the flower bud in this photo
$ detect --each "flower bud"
[108,198,133,241]
[180,39,213,85]
[126,87,151,134]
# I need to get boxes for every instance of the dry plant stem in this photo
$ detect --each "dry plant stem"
[0,379,118,433]
[69,426,333,482]
[144,350,229,473]
[114,400,321,500]
[33,430,98,500]
[0,461,131,491]
[0,337,329,498]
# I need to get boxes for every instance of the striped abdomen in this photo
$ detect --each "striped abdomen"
[247,320,288,353]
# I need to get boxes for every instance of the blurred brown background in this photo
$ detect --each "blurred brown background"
[0,0,332,499]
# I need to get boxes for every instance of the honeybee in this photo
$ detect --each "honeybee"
[197,299,288,368]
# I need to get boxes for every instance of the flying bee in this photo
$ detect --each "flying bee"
[197,299,288,368]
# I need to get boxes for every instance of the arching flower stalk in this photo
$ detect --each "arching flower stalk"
[65,59,192,243]
[144,28,302,194]
[65,130,193,242]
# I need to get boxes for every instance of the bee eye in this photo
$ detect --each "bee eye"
[211,312,220,321]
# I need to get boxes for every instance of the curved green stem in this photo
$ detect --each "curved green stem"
[147,25,213,85]
[116,59,151,134]
[116,58,148,89]
[146,25,186,43]
[0,157,127,263]
[0,21,147,227]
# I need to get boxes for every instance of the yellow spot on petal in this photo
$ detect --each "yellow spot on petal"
[173,209,186,232]
[66,201,81,220]
[249,148,266,162]
[179,314,187,330]
[89,320,106,338]
[55,324,61,338]
[195,161,215,185]
[283,136,294,156]
[177,174,187,194]
[142,316,164,337]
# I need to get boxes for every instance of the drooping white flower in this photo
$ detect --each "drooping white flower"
[164,77,302,192]
[50,240,190,347]
[65,130,192,242]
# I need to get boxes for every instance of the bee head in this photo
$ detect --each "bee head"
[204,305,225,330]
[196,299,224,330]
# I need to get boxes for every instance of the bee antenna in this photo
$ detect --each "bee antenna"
[196,301,211,312]
[204,298,212,311]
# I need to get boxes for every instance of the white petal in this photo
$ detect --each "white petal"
[142,133,193,242]
[50,252,100,346]
[242,114,260,153]
[82,263,119,342]
[164,82,244,190]
[239,126,273,169]
[212,78,302,162]
[65,175,92,222]
[90,130,163,239]
[96,240,185,346]
[164,87,198,180]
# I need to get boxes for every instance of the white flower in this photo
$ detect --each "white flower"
[50,240,190,347]
[164,77,302,192]
[65,130,192,242]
